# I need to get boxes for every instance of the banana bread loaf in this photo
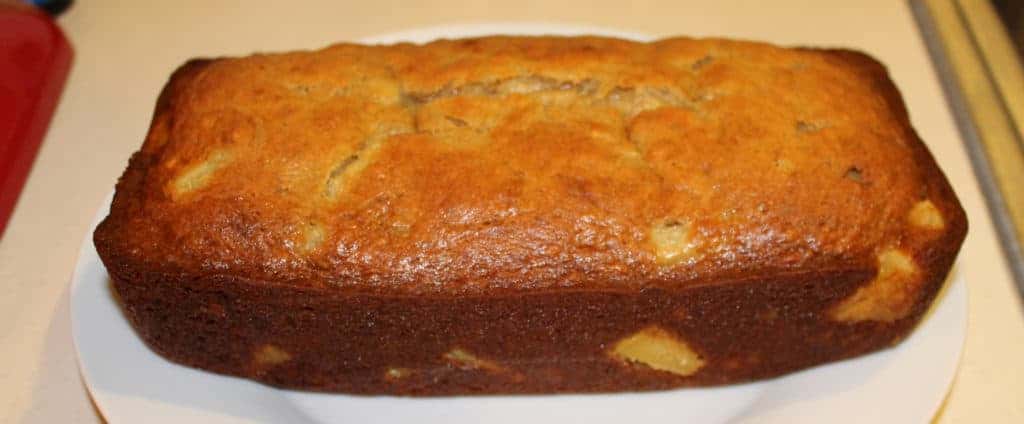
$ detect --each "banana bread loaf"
[93,35,967,395]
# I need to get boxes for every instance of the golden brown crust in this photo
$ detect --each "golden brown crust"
[93,36,967,394]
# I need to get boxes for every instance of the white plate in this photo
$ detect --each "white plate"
[72,24,967,424]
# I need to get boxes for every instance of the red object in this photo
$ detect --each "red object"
[0,2,72,239]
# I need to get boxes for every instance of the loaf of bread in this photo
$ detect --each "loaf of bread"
[93,36,967,395]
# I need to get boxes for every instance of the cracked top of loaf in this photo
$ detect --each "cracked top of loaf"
[94,36,966,314]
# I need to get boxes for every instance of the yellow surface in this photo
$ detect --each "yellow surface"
[958,0,1024,135]
[0,1,1021,422]
[923,1,1024,419]
[928,0,1024,262]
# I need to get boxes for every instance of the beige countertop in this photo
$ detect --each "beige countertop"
[2,1,1022,422]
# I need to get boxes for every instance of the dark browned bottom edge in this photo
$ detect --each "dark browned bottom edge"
[105,263,946,396]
